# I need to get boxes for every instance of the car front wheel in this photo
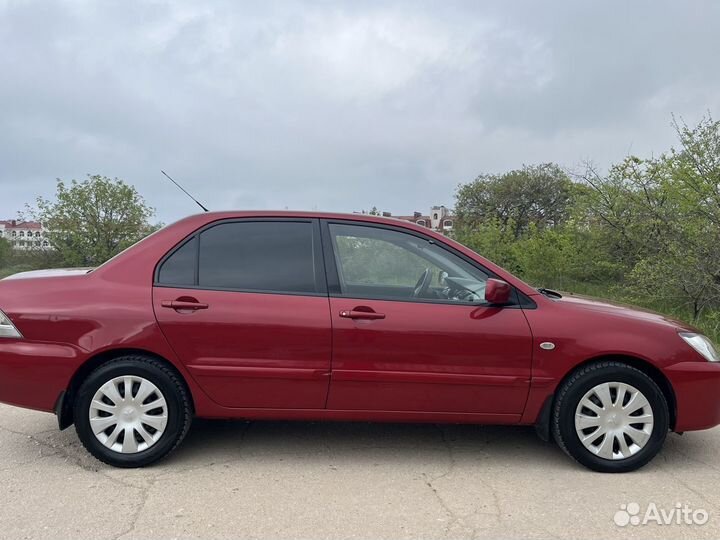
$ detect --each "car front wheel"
[552,361,669,473]
[74,355,192,467]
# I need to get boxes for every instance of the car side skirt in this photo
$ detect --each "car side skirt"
[192,407,522,424]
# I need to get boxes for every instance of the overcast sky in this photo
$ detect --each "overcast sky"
[1,1,718,224]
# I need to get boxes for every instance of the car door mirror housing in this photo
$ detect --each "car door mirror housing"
[485,278,512,305]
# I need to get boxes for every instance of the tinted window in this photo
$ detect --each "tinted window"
[158,236,196,286]
[329,223,490,304]
[198,221,317,293]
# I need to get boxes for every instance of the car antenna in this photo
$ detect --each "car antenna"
[160,170,209,212]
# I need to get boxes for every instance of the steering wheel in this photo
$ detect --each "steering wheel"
[413,268,433,298]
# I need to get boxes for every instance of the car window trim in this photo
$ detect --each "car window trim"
[153,217,328,296]
[153,283,329,298]
[320,218,535,309]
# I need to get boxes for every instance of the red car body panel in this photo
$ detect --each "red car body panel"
[0,210,719,434]
[326,297,533,415]
[153,287,332,409]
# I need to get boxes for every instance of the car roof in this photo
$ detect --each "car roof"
[183,209,409,221]
[177,210,435,231]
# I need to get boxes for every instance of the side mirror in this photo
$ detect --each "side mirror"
[485,278,512,305]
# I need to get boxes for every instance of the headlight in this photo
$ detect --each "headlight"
[0,310,22,338]
[679,332,720,362]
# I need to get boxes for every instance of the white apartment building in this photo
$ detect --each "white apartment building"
[0,220,49,250]
[355,206,456,234]
[394,205,455,234]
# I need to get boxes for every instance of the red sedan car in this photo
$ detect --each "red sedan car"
[1,211,719,471]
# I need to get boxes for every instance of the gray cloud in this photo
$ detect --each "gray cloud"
[1,0,718,224]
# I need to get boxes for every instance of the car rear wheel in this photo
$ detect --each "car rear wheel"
[552,361,669,473]
[74,355,192,467]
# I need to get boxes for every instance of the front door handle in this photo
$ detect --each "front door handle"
[339,309,386,320]
[161,300,209,311]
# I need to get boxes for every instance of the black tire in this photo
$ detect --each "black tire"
[552,361,669,473]
[74,355,192,468]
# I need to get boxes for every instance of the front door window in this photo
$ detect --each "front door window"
[329,223,490,304]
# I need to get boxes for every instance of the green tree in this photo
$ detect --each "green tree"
[451,115,720,339]
[0,237,11,267]
[455,163,575,238]
[35,175,158,266]
[452,218,522,274]
[580,114,720,321]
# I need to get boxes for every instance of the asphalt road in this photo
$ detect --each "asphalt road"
[1,403,719,540]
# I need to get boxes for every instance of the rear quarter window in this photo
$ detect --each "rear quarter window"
[157,236,197,286]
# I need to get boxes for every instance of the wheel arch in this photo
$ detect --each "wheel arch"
[535,353,677,441]
[57,347,195,430]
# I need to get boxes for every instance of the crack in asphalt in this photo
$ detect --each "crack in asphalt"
[114,478,157,540]
[0,421,262,540]
[420,425,505,538]
[111,422,256,540]
[3,418,719,540]
[0,424,143,491]
[660,451,720,510]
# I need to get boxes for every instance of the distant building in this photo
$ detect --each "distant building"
[0,220,49,250]
[393,205,455,234]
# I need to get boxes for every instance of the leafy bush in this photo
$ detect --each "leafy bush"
[454,114,720,341]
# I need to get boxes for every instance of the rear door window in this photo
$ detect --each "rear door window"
[157,220,321,294]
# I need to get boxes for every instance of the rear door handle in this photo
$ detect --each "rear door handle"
[161,300,209,310]
[339,310,386,320]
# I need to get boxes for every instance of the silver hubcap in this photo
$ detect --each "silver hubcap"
[89,376,168,454]
[575,382,654,460]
